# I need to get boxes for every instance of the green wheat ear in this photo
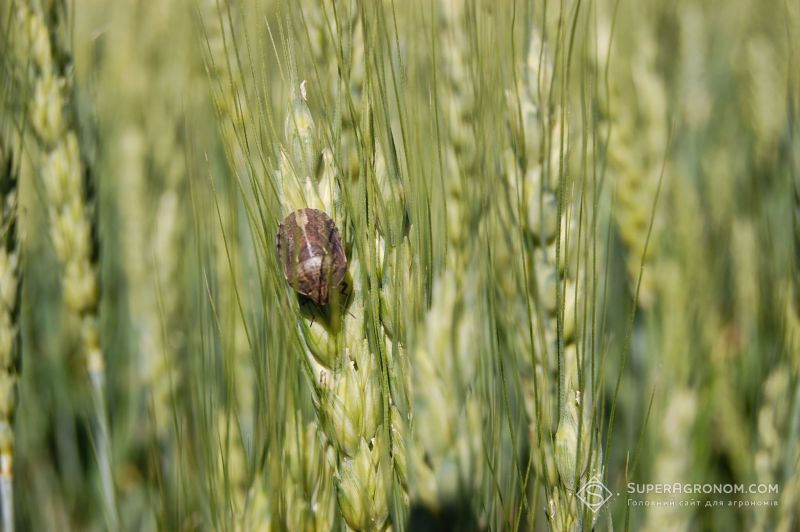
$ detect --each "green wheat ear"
[267,68,394,527]
[11,3,118,529]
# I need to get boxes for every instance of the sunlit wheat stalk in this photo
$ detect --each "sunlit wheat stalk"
[407,0,487,525]
[342,0,414,517]
[280,81,392,531]
[195,4,356,528]
[12,2,118,528]
[283,1,413,527]
[504,22,604,530]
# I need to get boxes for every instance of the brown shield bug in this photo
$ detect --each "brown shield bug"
[276,208,347,305]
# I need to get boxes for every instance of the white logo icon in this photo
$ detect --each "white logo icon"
[577,476,613,513]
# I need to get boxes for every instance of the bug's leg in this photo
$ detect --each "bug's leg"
[334,275,352,317]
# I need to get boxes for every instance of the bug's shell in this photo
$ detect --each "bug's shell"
[276,208,347,305]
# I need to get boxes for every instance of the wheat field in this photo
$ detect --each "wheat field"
[0,0,798,530]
